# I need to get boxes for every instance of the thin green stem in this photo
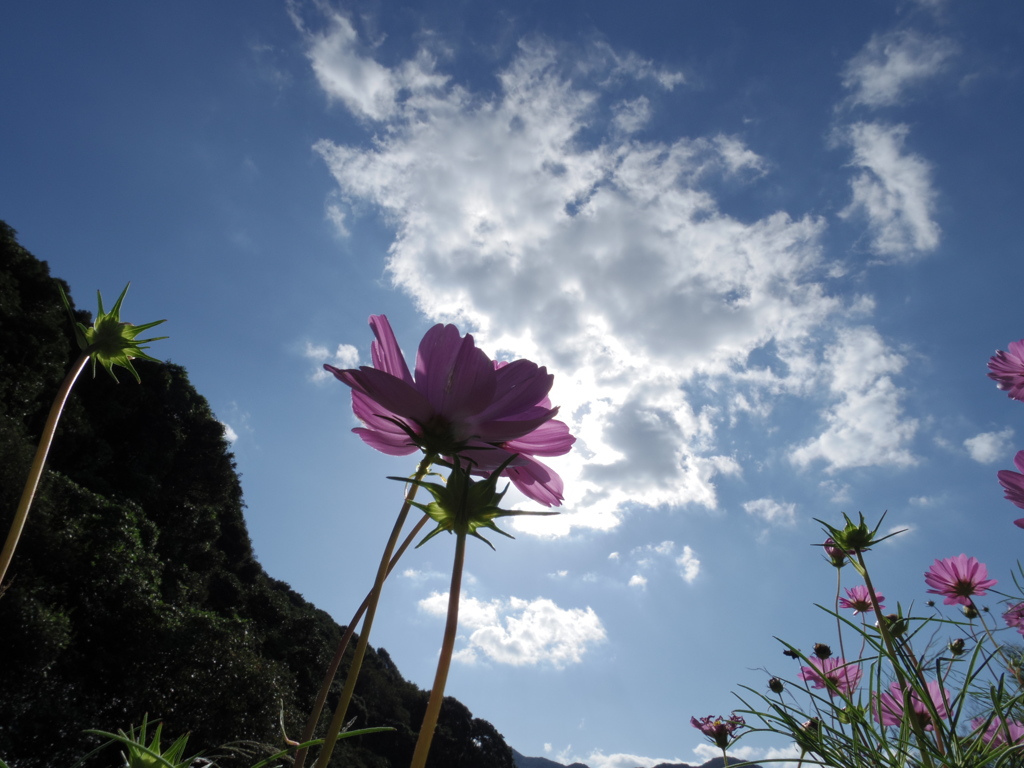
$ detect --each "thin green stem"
[409,530,467,768]
[0,352,89,591]
[293,512,430,768]
[858,551,937,767]
[312,454,434,768]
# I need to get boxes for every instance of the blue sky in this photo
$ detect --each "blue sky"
[3,2,1024,766]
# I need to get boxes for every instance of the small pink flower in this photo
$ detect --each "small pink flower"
[1004,603,1024,636]
[798,657,862,697]
[690,714,745,749]
[998,450,1024,528]
[873,680,949,730]
[988,340,1024,402]
[972,716,1024,747]
[839,585,885,615]
[924,554,997,606]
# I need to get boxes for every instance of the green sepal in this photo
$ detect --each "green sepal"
[58,281,168,383]
[387,455,557,551]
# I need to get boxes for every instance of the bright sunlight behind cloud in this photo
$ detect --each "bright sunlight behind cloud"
[304,10,938,536]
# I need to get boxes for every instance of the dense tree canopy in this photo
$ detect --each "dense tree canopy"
[0,221,515,768]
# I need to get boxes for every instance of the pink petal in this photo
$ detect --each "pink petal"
[415,324,496,420]
[476,406,561,443]
[505,456,565,507]
[476,360,555,421]
[504,419,576,457]
[368,315,414,386]
[339,366,435,425]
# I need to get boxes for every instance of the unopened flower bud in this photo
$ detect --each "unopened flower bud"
[768,677,784,694]
[813,643,832,659]
[876,613,908,636]
[783,648,801,659]
[948,638,965,656]
[823,538,847,568]
[962,604,979,619]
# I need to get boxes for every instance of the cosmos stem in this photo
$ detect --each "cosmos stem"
[858,552,939,766]
[0,352,90,592]
[294,511,432,768]
[409,529,467,768]
[312,453,434,768]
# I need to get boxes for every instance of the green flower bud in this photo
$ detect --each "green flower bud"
[768,677,784,694]
[59,282,167,383]
[947,638,966,656]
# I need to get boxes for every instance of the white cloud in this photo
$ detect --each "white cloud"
[300,10,448,122]
[559,749,685,768]
[304,340,360,383]
[220,422,239,443]
[840,122,940,259]
[628,574,647,589]
[418,593,606,667]
[306,13,925,535]
[842,30,955,108]
[676,545,700,583]
[790,326,918,471]
[693,742,804,768]
[964,428,1014,464]
[743,497,796,526]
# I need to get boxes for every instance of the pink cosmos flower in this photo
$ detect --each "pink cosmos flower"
[798,657,863,697]
[839,585,885,615]
[690,714,745,749]
[873,680,949,730]
[988,340,1024,402]
[326,315,575,505]
[1004,602,1024,636]
[998,450,1024,528]
[972,716,1024,747]
[924,554,997,606]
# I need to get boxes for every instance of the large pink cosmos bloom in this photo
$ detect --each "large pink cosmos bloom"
[988,340,1024,402]
[998,450,1024,528]
[325,315,575,506]
[873,680,949,730]
[924,554,997,606]
[972,716,1024,747]
[839,585,885,615]
[798,657,862,697]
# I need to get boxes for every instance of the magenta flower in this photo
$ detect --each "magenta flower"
[988,340,1024,402]
[924,554,997,607]
[873,680,949,730]
[1004,602,1024,636]
[998,451,1024,528]
[690,713,745,749]
[325,315,575,505]
[839,585,885,615]
[972,716,1024,747]
[798,657,863,697]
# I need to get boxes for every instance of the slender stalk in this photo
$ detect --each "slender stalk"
[312,454,434,768]
[409,530,466,768]
[0,352,89,590]
[293,512,430,768]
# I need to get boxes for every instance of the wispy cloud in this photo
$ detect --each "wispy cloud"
[790,326,917,471]
[841,30,956,108]
[418,593,606,667]
[839,122,940,259]
[743,497,797,526]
